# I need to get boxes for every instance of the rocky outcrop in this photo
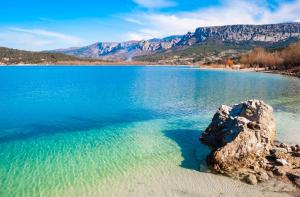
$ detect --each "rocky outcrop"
[200,100,300,188]
[52,23,300,61]
[200,100,276,178]
[195,23,300,43]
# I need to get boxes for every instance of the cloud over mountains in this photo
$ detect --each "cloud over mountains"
[125,0,300,40]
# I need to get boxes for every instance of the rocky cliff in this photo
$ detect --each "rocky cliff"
[52,22,300,61]
[194,23,300,43]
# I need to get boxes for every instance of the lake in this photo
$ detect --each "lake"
[0,66,299,196]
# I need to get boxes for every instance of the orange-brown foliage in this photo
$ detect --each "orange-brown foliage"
[240,42,300,70]
[280,42,300,68]
[225,59,234,67]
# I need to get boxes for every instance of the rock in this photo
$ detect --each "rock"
[292,151,300,157]
[265,163,274,171]
[200,100,275,176]
[270,147,288,159]
[276,158,289,166]
[257,171,269,182]
[286,172,300,188]
[291,146,297,152]
[279,142,289,149]
[243,174,258,185]
[199,99,300,187]
[195,23,300,43]
[55,23,300,61]
[273,167,287,176]
[250,164,260,171]
[279,143,291,152]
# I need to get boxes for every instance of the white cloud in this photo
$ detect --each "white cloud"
[132,0,177,9]
[8,27,82,45]
[0,32,51,48]
[125,0,300,40]
[0,27,83,51]
[124,17,143,25]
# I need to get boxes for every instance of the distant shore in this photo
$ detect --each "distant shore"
[197,64,300,78]
[1,62,299,78]
[0,60,160,66]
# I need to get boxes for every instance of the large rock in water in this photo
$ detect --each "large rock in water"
[200,100,276,179]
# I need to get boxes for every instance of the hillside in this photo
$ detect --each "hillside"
[134,38,300,65]
[52,22,300,62]
[0,47,84,65]
[0,47,108,65]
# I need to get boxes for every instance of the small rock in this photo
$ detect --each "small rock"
[292,151,300,157]
[257,171,269,182]
[291,146,296,152]
[274,141,281,147]
[273,167,286,176]
[276,158,288,166]
[249,164,260,171]
[279,143,289,150]
[270,147,288,159]
[243,174,258,185]
[265,164,273,171]
[271,147,288,154]
[286,172,300,187]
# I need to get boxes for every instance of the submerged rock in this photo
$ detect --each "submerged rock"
[200,100,300,188]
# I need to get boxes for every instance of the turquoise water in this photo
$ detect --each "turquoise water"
[0,66,299,196]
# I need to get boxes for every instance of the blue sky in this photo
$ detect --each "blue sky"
[0,0,299,51]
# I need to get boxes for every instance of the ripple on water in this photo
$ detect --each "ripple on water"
[0,115,211,197]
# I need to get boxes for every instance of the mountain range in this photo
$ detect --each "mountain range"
[52,22,300,63]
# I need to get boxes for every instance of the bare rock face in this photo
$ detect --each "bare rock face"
[53,23,300,61]
[200,100,300,189]
[200,100,275,177]
[195,23,300,43]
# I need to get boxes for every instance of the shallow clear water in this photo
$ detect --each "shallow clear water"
[0,66,299,197]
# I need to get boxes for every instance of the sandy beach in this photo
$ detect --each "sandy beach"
[88,165,297,197]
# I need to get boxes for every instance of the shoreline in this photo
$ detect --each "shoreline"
[197,65,300,78]
[0,63,184,67]
[0,60,169,66]
[1,63,299,79]
[94,164,297,197]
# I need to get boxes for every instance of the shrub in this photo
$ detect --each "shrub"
[240,42,300,69]
[225,59,234,67]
